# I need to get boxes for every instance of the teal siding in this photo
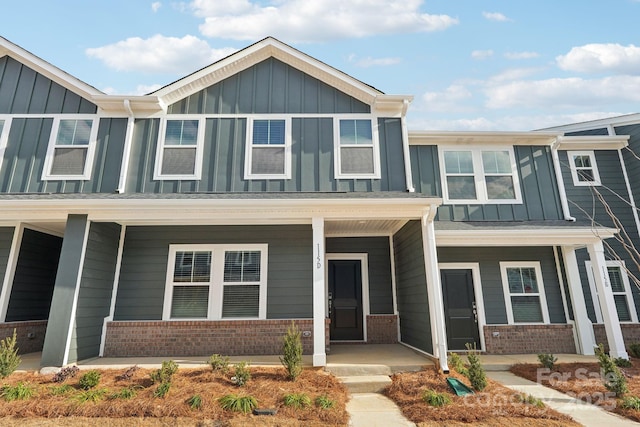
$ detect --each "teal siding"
[326,237,393,314]
[437,246,567,324]
[0,227,14,298]
[393,221,432,353]
[114,225,312,321]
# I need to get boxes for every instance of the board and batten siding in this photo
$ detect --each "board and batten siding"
[410,145,563,221]
[326,237,394,314]
[437,246,567,324]
[392,220,432,354]
[114,225,313,321]
[617,124,640,234]
[0,227,15,302]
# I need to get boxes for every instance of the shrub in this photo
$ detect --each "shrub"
[153,381,171,398]
[465,343,487,391]
[52,366,79,383]
[73,388,107,403]
[0,329,20,378]
[514,393,545,408]
[208,354,230,373]
[315,394,335,409]
[622,395,640,410]
[78,370,101,390]
[629,343,640,359]
[110,387,137,400]
[595,343,628,397]
[187,394,203,410]
[537,353,558,370]
[49,384,73,396]
[448,352,468,376]
[115,366,139,381]
[150,360,178,384]
[219,394,258,413]
[422,389,451,407]
[283,392,311,409]
[280,322,303,381]
[1,382,35,401]
[615,357,633,368]
[231,361,251,386]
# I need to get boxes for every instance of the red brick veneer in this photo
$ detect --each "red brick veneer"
[366,315,398,344]
[0,321,47,354]
[483,324,576,354]
[593,324,640,352]
[104,319,330,357]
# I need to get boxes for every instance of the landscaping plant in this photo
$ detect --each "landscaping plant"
[283,392,311,409]
[52,365,79,383]
[1,382,35,401]
[110,386,137,400]
[73,388,107,403]
[447,352,468,376]
[208,354,230,373]
[465,343,487,391]
[115,365,139,381]
[514,393,545,408]
[537,353,558,370]
[629,343,640,359]
[78,370,101,390]
[150,360,178,384]
[622,395,640,410]
[187,394,203,409]
[0,329,20,378]
[315,394,335,409]
[615,357,633,368]
[231,361,251,386]
[153,381,171,398]
[280,322,303,381]
[595,343,628,396]
[219,394,258,413]
[421,389,452,407]
[49,384,73,396]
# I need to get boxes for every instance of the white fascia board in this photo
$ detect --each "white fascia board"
[408,130,560,146]
[554,135,629,151]
[435,227,618,247]
[373,95,414,117]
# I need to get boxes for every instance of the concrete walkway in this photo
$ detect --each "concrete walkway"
[488,371,640,427]
[346,393,415,427]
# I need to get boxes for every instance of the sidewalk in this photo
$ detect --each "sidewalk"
[346,393,415,427]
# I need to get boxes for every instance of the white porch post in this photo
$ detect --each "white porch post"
[561,246,596,355]
[312,217,327,367]
[587,241,629,358]
[421,211,449,372]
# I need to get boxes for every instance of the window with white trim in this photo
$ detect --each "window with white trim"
[335,118,380,178]
[42,118,98,180]
[500,262,549,324]
[568,151,601,186]
[163,244,268,320]
[439,147,522,204]
[585,260,637,323]
[0,117,10,166]
[245,118,291,179]
[154,118,204,180]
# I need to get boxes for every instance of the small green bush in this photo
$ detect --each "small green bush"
[315,394,335,409]
[49,384,73,396]
[1,382,35,401]
[537,353,558,370]
[219,394,258,413]
[150,360,178,384]
[465,343,487,391]
[208,354,230,373]
[514,393,545,408]
[73,388,107,403]
[78,370,101,390]
[232,361,251,386]
[595,343,628,397]
[280,322,303,381]
[110,387,137,400]
[422,389,451,407]
[447,352,468,376]
[622,395,640,410]
[283,392,311,409]
[153,381,171,398]
[629,343,640,359]
[52,366,80,383]
[615,357,633,368]
[0,329,21,378]
[187,394,203,410]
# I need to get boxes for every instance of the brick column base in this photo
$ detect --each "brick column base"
[0,321,47,354]
[483,324,576,354]
[366,315,398,344]
[594,324,640,353]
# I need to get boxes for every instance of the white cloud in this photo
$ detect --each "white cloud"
[488,67,542,83]
[471,50,494,60]
[482,11,511,22]
[86,35,236,74]
[193,0,458,42]
[136,84,164,95]
[557,43,640,74]
[151,2,161,12]
[348,54,401,67]
[422,84,473,113]
[504,51,539,60]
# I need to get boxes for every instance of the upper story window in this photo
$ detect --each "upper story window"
[500,262,550,324]
[334,118,380,179]
[42,117,98,180]
[245,118,291,179]
[568,151,601,186]
[585,260,638,323]
[439,147,522,204]
[0,117,10,166]
[154,117,204,180]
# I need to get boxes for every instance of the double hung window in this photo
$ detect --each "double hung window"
[155,118,204,180]
[245,118,290,179]
[335,118,380,178]
[42,118,97,180]
[568,151,601,186]
[586,261,637,323]
[500,262,549,324]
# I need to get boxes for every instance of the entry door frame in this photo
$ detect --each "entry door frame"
[438,263,486,352]
[326,253,370,342]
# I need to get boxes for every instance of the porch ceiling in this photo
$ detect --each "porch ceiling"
[325,219,408,236]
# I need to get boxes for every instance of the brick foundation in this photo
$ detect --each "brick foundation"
[483,324,576,354]
[593,324,640,352]
[366,315,398,344]
[104,319,330,358]
[0,321,47,354]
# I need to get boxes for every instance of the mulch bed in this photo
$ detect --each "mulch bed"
[385,367,579,426]
[0,366,348,426]
[511,359,640,423]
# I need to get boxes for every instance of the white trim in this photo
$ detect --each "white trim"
[388,235,400,341]
[334,117,381,179]
[99,224,126,357]
[438,145,523,205]
[0,116,12,173]
[585,260,638,324]
[551,146,576,221]
[41,116,99,181]
[499,261,550,325]
[0,224,23,321]
[244,116,292,180]
[116,100,135,193]
[435,227,617,247]
[567,150,601,186]
[153,116,205,180]
[552,246,572,323]
[312,217,326,366]
[325,253,370,342]
[554,135,629,151]
[162,244,268,321]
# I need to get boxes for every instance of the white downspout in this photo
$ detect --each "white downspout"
[400,100,415,192]
[551,138,576,221]
[116,99,135,194]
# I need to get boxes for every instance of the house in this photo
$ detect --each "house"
[0,36,634,373]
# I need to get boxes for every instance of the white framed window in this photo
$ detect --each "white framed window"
[585,260,638,323]
[500,262,550,324]
[439,147,522,204]
[0,117,11,169]
[154,117,205,180]
[162,244,268,320]
[244,117,291,179]
[334,118,381,179]
[568,151,601,186]
[42,117,98,180]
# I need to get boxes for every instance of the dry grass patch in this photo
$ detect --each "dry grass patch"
[385,367,578,426]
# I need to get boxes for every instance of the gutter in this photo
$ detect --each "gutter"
[551,138,576,221]
[400,99,415,192]
[116,99,135,193]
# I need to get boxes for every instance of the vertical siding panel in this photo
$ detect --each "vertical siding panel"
[28,74,52,113]
[303,76,319,114]
[270,58,287,114]
[319,118,333,192]
[61,91,82,113]
[0,58,21,113]
[252,60,270,113]
[299,118,318,192]
[286,66,303,113]
[11,65,36,114]
[44,83,65,114]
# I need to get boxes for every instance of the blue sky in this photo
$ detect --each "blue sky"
[3,0,640,131]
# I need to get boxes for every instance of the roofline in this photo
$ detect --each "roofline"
[435,227,618,246]
[554,135,630,150]
[408,130,561,146]
[540,113,640,133]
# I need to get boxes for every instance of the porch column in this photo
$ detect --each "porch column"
[561,246,596,355]
[587,241,628,358]
[421,212,449,372]
[312,217,326,366]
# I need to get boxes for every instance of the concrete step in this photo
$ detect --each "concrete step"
[339,375,393,393]
[325,363,392,377]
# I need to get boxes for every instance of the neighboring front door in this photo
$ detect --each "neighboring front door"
[328,259,364,341]
[441,269,481,350]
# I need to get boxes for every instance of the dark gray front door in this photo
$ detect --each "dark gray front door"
[328,260,363,341]
[441,269,481,351]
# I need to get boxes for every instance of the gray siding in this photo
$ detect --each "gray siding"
[411,145,563,221]
[68,222,121,362]
[0,117,127,193]
[437,246,567,324]
[0,56,96,114]
[6,229,62,322]
[127,117,406,193]
[114,225,312,320]
[0,227,14,297]
[393,221,432,353]
[618,124,640,235]
[326,237,393,314]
